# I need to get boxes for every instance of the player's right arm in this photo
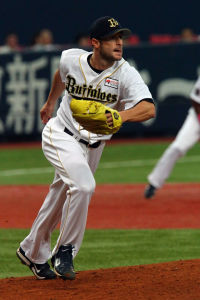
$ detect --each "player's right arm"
[40,69,65,124]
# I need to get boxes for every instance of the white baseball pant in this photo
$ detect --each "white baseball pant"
[148,107,200,188]
[20,117,105,264]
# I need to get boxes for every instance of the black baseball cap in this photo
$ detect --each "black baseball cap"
[89,16,132,40]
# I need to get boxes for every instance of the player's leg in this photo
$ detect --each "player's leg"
[17,170,66,279]
[145,108,200,198]
[50,141,105,280]
[51,141,105,257]
[19,171,68,261]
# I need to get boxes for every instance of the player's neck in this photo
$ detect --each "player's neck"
[90,53,114,71]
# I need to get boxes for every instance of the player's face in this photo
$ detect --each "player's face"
[99,33,123,62]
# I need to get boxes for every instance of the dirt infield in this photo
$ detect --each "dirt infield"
[1,183,200,299]
[1,183,200,229]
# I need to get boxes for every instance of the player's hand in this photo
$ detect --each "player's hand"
[40,102,55,124]
[106,112,113,127]
[106,111,126,125]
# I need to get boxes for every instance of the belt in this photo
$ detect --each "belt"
[64,127,101,148]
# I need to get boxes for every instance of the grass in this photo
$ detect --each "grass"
[1,228,200,279]
[1,142,200,184]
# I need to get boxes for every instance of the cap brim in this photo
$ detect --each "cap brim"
[101,28,132,39]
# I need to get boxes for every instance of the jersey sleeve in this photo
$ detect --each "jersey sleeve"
[190,76,200,104]
[119,62,153,110]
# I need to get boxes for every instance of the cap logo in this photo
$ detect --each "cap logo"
[108,18,119,27]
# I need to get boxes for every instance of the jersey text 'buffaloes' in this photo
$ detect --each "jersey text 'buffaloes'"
[65,75,117,103]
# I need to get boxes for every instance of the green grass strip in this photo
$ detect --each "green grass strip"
[1,228,200,279]
[1,142,200,184]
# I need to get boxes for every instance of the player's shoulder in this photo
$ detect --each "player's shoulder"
[61,48,87,59]
[121,58,137,70]
[119,58,141,77]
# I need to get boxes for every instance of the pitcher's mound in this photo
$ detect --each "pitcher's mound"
[1,259,200,300]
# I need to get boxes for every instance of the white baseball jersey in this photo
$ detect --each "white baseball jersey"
[57,48,152,142]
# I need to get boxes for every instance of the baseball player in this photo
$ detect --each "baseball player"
[16,16,155,280]
[145,76,200,198]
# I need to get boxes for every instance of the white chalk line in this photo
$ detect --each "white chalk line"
[1,155,200,177]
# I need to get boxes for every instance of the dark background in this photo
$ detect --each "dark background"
[1,1,200,141]
[1,0,200,45]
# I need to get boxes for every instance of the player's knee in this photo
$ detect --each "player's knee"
[77,178,96,195]
[170,144,186,156]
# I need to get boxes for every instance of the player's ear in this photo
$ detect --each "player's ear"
[91,38,100,49]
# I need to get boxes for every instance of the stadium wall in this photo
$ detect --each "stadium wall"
[0,43,200,141]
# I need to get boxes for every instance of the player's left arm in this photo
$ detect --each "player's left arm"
[119,99,155,123]
[106,99,155,126]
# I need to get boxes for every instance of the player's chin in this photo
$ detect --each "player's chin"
[113,51,122,60]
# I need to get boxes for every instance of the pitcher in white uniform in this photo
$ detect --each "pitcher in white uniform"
[145,76,200,199]
[16,16,155,280]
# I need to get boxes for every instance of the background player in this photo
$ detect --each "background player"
[16,16,155,280]
[144,76,200,198]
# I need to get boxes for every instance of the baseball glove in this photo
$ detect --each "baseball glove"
[70,99,122,135]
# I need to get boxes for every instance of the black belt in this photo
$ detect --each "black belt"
[64,127,101,148]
